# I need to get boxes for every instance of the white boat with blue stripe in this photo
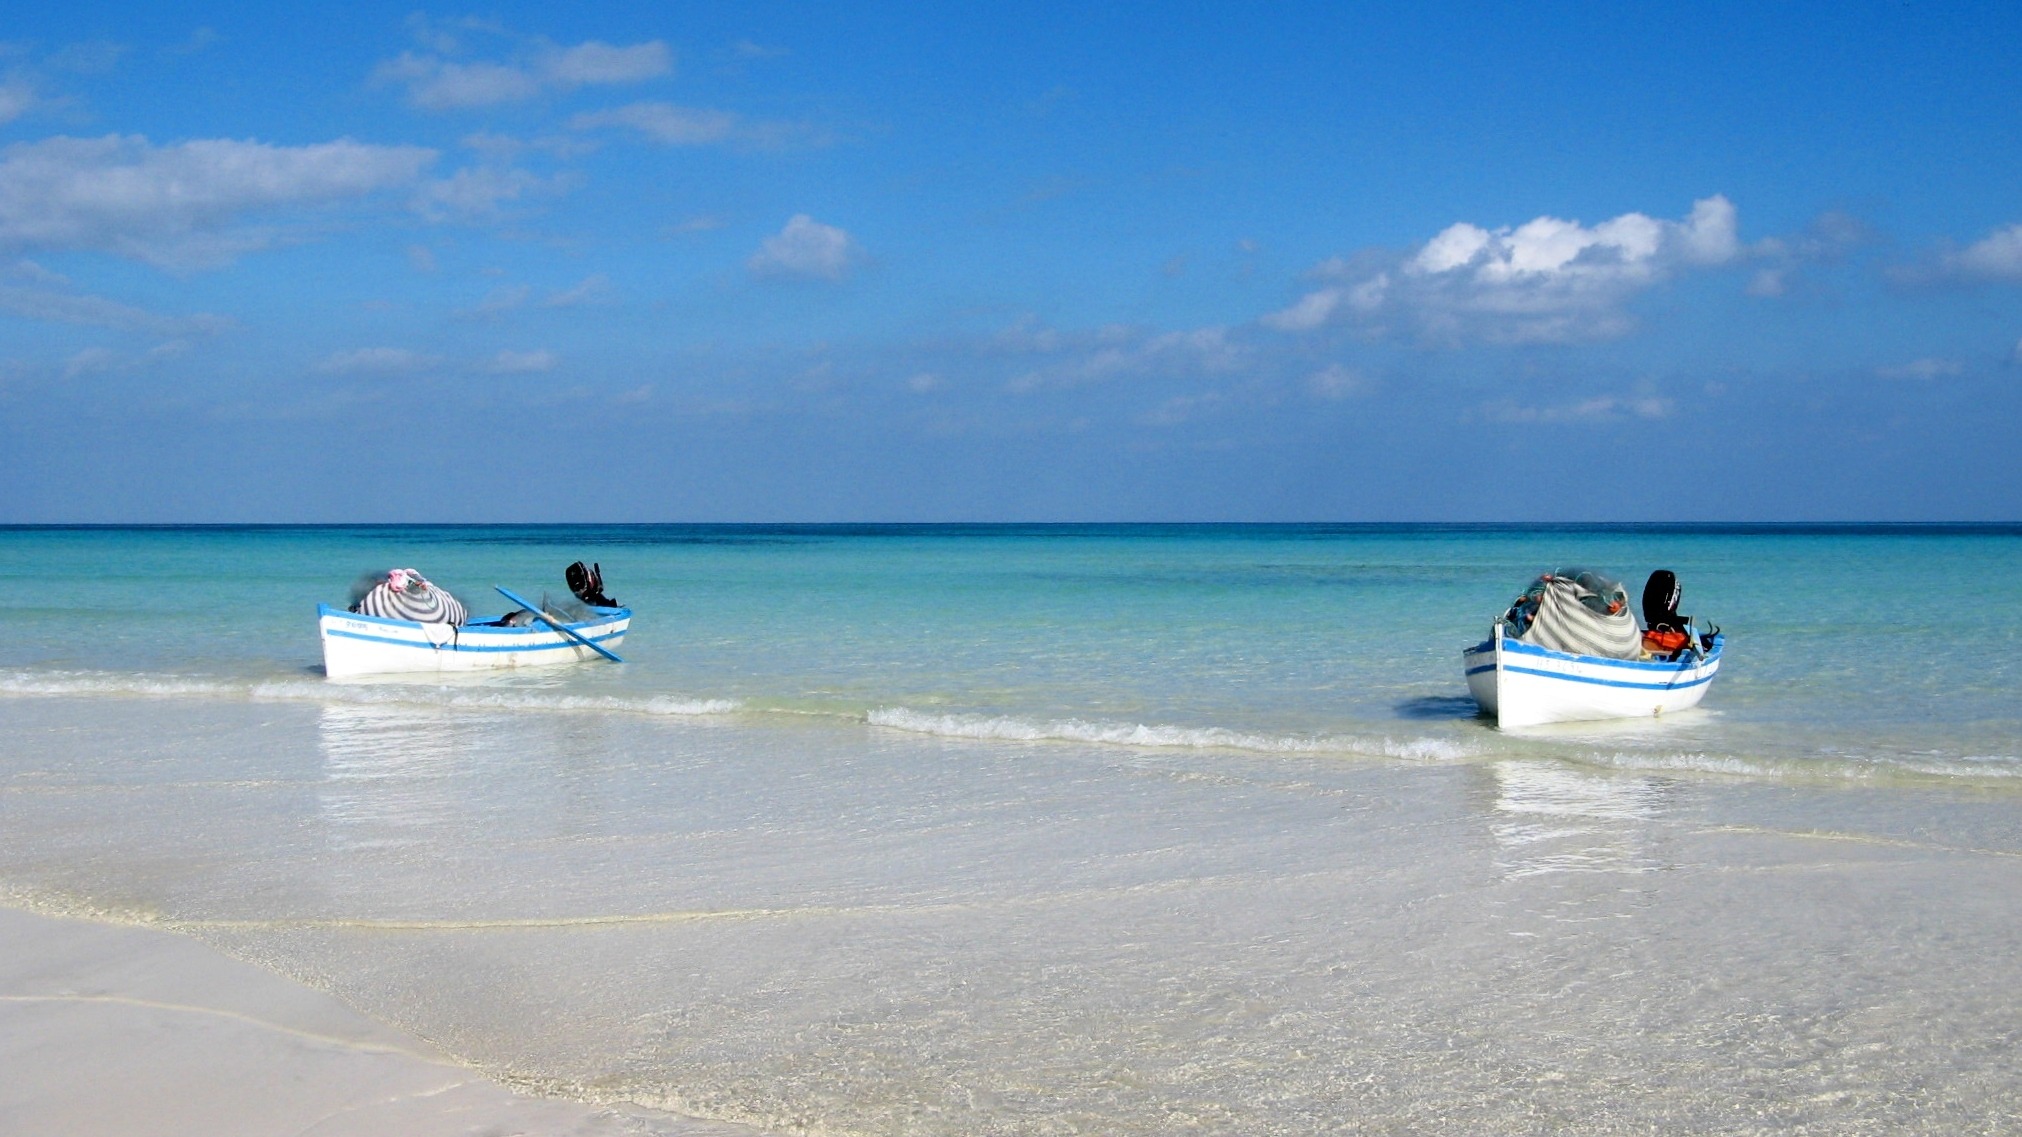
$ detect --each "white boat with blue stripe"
[319,601,631,679]
[1464,624,1723,728]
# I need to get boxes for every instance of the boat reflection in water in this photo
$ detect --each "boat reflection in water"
[1482,759,1678,880]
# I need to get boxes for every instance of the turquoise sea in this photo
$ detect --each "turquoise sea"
[4,524,2021,1134]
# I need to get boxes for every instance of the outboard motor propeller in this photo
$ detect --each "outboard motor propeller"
[566,561,618,608]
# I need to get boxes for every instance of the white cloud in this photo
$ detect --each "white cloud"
[748,214,861,281]
[1875,357,1964,381]
[1267,195,1741,344]
[0,134,436,267]
[906,371,943,393]
[1261,288,1344,332]
[314,347,440,375]
[486,349,557,373]
[375,39,670,111]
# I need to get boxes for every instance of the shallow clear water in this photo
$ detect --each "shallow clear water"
[3,525,2021,1134]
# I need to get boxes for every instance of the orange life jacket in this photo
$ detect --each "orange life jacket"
[1643,628,1689,653]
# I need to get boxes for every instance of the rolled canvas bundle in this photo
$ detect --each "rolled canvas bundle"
[353,568,468,626]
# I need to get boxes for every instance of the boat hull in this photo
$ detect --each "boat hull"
[1463,626,1721,728]
[318,604,630,678]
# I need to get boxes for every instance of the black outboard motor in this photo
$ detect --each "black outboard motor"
[566,561,619,608]
[1641,569,1688,633]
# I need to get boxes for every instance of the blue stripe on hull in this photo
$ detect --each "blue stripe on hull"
[1500,663,1716,691]
[321,626,626,653]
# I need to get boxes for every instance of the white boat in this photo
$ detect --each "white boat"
[318,602,631,678]
[1464,623,1723,728]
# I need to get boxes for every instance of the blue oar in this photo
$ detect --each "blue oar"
[494,586,623,663]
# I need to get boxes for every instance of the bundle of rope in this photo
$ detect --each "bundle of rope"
[353,568,468,625]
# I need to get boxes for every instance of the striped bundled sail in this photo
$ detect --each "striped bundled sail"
[1519,573,1641,659]
[353,569,468,626]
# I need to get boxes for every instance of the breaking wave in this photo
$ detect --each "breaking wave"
[865,706,1477,762]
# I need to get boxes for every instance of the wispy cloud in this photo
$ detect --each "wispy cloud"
[0,260,227,333]
[569,101,815,150]
[0,80,35,125]
[375,37,671,111]
[61,339,189,380]
[748,214,861,281]
[313,347,442,375]
[458,284,533,320]
[1006,325,1245,393]
[543,274,612,307]
[1875,357,1964,381]
[46,41,127,75]
[1266,196,1741,344]
[1306,363,1365,400]
[1477,393,1674,424]
[162,27,220,57]
[1136,390,1226,427]
[1744,211,1867,297]
[413,165,577,223]
[667,214,726,236]
[0,134,435,268]
[1935,224,2022,283]
[485,348,558,373]
[731,39,790,60]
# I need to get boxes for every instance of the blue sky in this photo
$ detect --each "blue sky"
[1,1,2018,521]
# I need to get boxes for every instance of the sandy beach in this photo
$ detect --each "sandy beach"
[0,905,753,1137]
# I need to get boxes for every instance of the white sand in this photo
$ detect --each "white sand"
[0,905,754,1137]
